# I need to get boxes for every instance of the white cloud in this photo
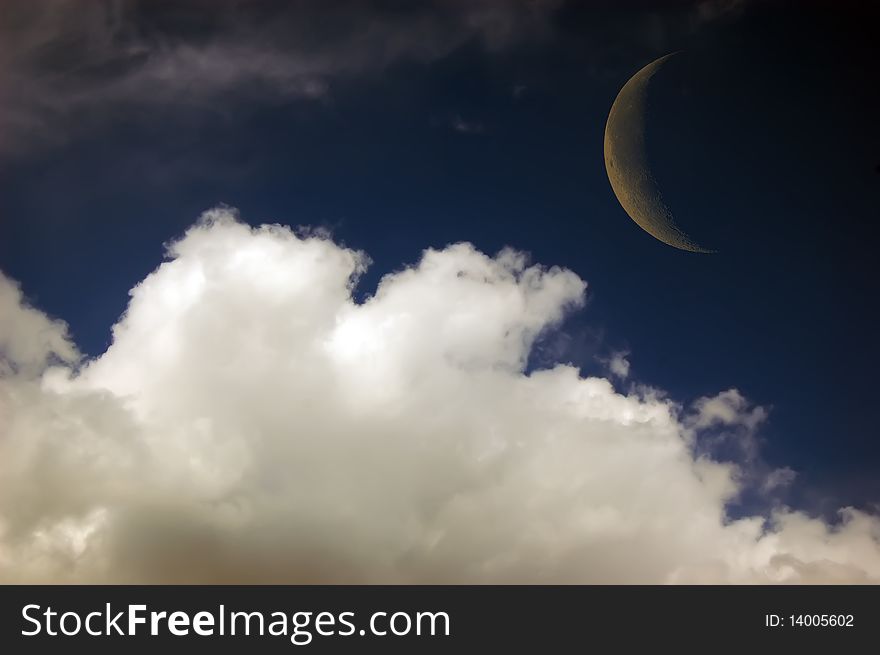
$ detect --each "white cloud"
[689,388,768,432]
[607,351,630,379]
[0,274,78,377]
[1,207,879,583]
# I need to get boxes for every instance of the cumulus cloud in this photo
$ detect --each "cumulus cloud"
[0,0,560,155]
[1,207,879,583]
[0,275,78,377]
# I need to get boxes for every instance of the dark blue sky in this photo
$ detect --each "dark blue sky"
[1,1,877,517]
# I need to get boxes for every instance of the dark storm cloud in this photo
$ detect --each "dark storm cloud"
[0,0,563,156]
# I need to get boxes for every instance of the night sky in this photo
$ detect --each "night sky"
[1,0,879,581]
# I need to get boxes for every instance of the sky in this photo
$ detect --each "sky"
[1,0,879,583]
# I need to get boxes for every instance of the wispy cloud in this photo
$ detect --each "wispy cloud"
[0,0,561,156]
[451,115,486,134]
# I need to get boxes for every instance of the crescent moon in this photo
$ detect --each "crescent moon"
[604,53,714,253]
